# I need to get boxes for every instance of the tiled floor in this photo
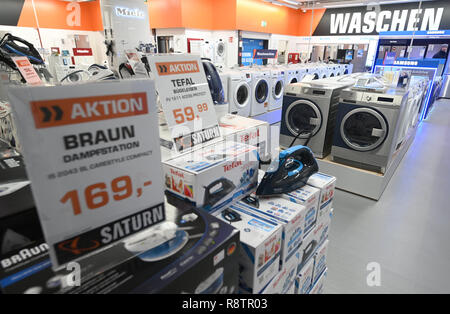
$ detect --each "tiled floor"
[325,99,450,293]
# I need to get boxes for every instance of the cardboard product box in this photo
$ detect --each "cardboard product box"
[297,209,332,272]
[214,203,282,294]
[286,281,296,294]
[0,102,21,153]
[238,195,305,267]
[306,173,336,222]
[281,184,320,236]
[219,114,271,160]
[308,268,327,294]
[295,257,314,295]
[163,141,259,213]
[312,239,329,284]
[261,246,299,294]
[0,203,240,294]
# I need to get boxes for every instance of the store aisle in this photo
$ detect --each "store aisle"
[325,99,450,294]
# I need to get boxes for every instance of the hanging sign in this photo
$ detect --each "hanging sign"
[11,57,43,86]
[148,54,220,152]
[7,79,165,268]
[253,49,278,59]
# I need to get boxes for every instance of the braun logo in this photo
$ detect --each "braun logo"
[223,161,242,172]
[330,8,444,34]
[115,7,145,19]
[1,243,49,269]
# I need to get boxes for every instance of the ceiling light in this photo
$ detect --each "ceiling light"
[282,0,300,5]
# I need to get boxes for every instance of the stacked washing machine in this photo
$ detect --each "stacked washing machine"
[279,74,363,158]
[331,74,410,173]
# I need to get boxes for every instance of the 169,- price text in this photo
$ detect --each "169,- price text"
[60,175,152,216]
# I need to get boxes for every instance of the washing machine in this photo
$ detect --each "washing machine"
[304,64,322,80]
[268,68,285,111]
[280,66,298,86]
[280,76,359,158]
[327,64,339,78]
[331,78,409,173]
[227,70,252,117]
[342,64,354,75]
[215,39,226,66]
[247,69,270,116]
[201,41,214,61]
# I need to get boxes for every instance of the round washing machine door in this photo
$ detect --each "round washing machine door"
[289,77,298,84]
[273,79,284,100]
[312,73,320,80]
[234,81,251,109]
[216,42,225,57]
[255,79,269,103]
[340,108,388,151]
[285,99,322,138]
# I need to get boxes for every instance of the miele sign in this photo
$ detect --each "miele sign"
[313,1,450,36]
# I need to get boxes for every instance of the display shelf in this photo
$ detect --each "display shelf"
[316,125,417,200]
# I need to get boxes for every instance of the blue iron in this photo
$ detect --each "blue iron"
[256,145,318,196]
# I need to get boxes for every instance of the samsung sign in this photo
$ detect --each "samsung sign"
[313,0,450,36]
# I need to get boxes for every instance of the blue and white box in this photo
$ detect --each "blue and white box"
[214,203,282,294]
[295,257,314,294]
[309,268,327,294]
[261,247,300,294]
[313,239,329,284]
[306,173,336,222]
[238,196,305,267]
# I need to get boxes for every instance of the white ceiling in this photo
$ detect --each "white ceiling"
[263,0,433,10]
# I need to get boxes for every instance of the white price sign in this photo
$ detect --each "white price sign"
[8,79,165,268]
[148,54,220,152]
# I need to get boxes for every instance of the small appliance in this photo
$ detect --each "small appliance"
[203,178,236,210]
[256,145,318,196]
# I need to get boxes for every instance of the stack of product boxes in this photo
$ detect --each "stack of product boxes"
[214,169,335,294]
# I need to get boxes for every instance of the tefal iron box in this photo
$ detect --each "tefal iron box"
[261,246,299,294]
[163,141,259,213]
[306,173,336,221]
[214,203,282,294]
[280,182,320,236]
[219,114,271,160]
[295,257,314,294]
[0,203,240,294]
[309,268,327,294]
[238,195,305,268]
[297,208,332,272]
[313,239,329,284]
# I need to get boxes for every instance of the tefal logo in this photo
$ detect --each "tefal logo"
[155,61,199,76]
[31,92,148,128]
[223,161,242,172]
[170,168,185,178]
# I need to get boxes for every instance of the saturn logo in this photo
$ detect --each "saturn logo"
[227,242,237,256]
[57,237,100,255]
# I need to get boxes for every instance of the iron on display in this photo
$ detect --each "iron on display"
[194,267,224,294]
[256,145,318,196]
[331,74,410,173]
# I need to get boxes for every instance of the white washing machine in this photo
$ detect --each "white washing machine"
[201,41,214,61]
[331,76,409,173]
[280,76,359,157]
[247,69,270,116]
[227,70,252,117]
[327,64,339,78]
[215,39,226,66]
[280,65,298,86]
[268,68,285,111]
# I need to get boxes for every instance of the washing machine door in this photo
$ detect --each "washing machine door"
[340,108,388,151]
[273,79,284,100]
[289,76,298,84]
[285,99,322,138]
[234,81,251,109]
[312,72,320,80]
[216,41,225,58]
[255,79,269,103]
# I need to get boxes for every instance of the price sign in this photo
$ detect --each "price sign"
[8,79,165,268]
[11,56,43,86]
[148,54,220,152]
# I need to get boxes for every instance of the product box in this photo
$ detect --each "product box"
[281,183,320,235]
[238,195,305,267]
[309,268,327,294]
[313,239,329,284]
[295,258,314,294]
[0,102,21,152]
[0,203,240,294]
[297,208,332,271]
[219,114,271,160]
[286,282,296,294]
[163,141,259,213]
[214,203,282,294]
[307,173,336,221]
[261,246,299,294]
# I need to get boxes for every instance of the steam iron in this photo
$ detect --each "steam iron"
[203,178,236,210]
[194,267,224,294]
[256,145,318,196]
[221,208,242,223]
[124,222,188,262]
